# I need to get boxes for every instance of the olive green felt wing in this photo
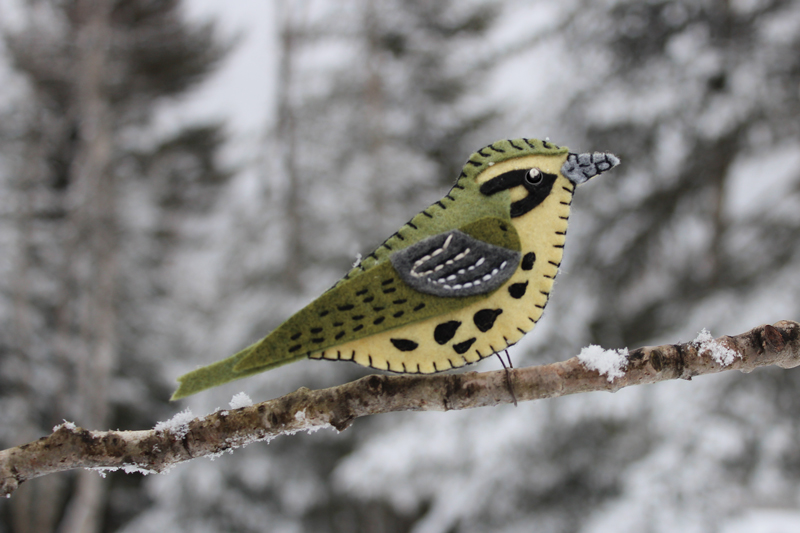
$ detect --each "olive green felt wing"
[171,217,519,399]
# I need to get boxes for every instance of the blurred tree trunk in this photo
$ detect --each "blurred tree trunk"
[57,1,115,532]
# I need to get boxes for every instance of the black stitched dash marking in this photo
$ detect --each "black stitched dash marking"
[543,274,554,279]
[553,244,564,249]
[352,315,364,321]
[373,317,385,325]
[468,159,482,167]
[393,311,404,318]
[422,210,433,218]
[475,349,482,358]
[560,200,573,206]
[459,171,467,178]
[396,232,406,241]
[402,362,407,372]
[319,310,329,317]
[363,296,374,303]
[435,200,446,209]
[559,216,569,220]
[508,139,522,150]
[414,303,426,311]
[555,231,566,235]
[407,221,419,229]
[534,304,545,309]
[529,316,537,323]
[366,252,378,261]
[445,194,455,201]
[393,299,407,305]
[335,331,345,340]
[311,337,324,343]
[541,139,552,148]
[353,325,364,332]
[356,289,368,296]
[452,184,465,190]
[517,327,527,334]
[383,287,397,294]
[478,148,489,157]
[490,143,505,153]
[549,261,561,267]
[369,355,373,366]
[311,327,323,334]
[562,186,575,193]
[524,138,536,149]
[338,304,354,311]
[416,363,421,372]
[289,344,302,352]
[433,361,439,371]
[382,243,393,250]
[291,332,302,340]
[448,358,456,368]
[540,290,550,296]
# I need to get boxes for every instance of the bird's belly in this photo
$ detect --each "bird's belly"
[311,179,573,373]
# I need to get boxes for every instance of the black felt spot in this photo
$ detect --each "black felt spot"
[474,309,503,332]
[382,278,394,285]
[434,321,461,345]
[374,317,385,325]
[311,337,324,343]
[290,332,302,340]
[508,281,528,299]
[391,338,419,352]
[414,303,425,311]
[352,315,364,321]
[393,311,404,318]
[353,325,364,332]
[453,338,477,354]
[335,331,345,340]
[356,289,368,296]
[289,344,302,352]
[338,304,354,311]
[333,321,344,327]
[319,310,329,317]
[383,287,397,294]
[393,299,407,305]
[310,327,323,334]
[521,252,536,271]
[363,296,374,303]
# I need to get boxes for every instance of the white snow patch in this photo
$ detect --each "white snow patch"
[154,408,194,440]
[295,409,306,421]
[229,392,253,409]
[578,345,629,382]
[694,328,739,366]
[53,420,77,432]
[352,252,362,268]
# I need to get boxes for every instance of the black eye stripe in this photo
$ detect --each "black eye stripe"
[481,168,559,217]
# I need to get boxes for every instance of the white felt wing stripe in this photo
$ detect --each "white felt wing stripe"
[390,230,520,298]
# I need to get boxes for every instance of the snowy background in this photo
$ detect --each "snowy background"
[2,0,800,532]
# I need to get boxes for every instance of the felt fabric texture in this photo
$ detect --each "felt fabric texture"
[172,138,619,400]
[389,229,521,297]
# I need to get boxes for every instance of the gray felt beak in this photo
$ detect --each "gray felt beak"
[561,152,620,185]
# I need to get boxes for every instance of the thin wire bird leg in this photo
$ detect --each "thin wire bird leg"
[497,350,518,407]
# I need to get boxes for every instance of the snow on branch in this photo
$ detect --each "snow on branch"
[2,320,799,498]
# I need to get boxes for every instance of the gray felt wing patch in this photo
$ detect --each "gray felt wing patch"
[390,230,521,297]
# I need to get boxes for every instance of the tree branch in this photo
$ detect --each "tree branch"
[2,320,799,497]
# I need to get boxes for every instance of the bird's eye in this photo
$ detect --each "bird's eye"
[525,168,543,186]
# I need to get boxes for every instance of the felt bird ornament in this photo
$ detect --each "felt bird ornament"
[172,138,619,400]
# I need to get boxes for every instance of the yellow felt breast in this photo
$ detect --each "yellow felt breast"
[310,174,574,373]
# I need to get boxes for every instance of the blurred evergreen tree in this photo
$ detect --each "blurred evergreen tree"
[0,1,229,532]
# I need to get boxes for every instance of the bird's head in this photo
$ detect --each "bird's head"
[454,138,620,218]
